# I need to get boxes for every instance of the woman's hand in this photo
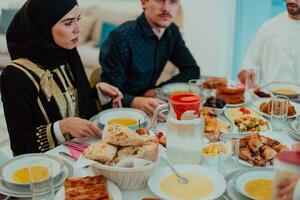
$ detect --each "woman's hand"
[59,117,101,138]
[97,82,123,108]
[292,142,300,151]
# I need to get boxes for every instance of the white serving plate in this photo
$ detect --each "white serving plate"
[232,169,273,199]
[203,104,228,115]
[238,132,294,168]
[54,180,122,200]
[289,120,300,134]
[0,158,73,198]
[1,154,63,186]
[148,164,226,200]
[252,98,300,119]
[224,107,272,133]
[97,108,149,129]
[224,168,264,200]
[264,82,300,98]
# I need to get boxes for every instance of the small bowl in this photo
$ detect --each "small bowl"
[97,108,149,130]
[0,154,63,188]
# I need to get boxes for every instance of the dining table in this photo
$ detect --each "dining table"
[3,81,300,200]
[47,130,297,200]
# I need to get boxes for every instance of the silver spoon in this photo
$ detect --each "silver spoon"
[161,155,189,184]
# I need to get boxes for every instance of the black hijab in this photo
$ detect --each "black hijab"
[6,0,97,119]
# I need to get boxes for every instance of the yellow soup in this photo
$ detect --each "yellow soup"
[245,179,272,200]
[171,90,190,95]
[273,88,298,95]
[108,117,138,127]
[160,173,214,200]
[12,166,49,184]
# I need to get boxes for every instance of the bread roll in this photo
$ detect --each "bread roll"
[106,125,155,146]
[83,141,117,163]
[135,142,159,162]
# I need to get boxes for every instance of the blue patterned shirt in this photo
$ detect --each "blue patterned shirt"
[100,13,200,107]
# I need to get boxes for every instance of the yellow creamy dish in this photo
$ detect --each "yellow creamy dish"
[273,88,298,95]
[160,173,214,200]
[108,117,137,127]
[244,179,272,200]
[171,90,190,95]
[12,166,49,184]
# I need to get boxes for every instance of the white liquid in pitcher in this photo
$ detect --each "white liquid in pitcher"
[166,117,203,164]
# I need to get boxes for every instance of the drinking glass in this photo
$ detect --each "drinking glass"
[245,68,260,91]
[271,95,289,132]
[188,79,202,96]
[218,133,240,176]
[29,160,54,200]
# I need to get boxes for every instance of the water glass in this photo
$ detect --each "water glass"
[245,68,260,91]
[271,95,289,132]
[29,160,54,200]
[218,133,240,176]
[188,79,203,96]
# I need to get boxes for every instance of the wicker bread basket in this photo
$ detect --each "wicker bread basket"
[90,161,156,190]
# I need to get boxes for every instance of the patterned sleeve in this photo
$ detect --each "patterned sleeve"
[1,66,58,155]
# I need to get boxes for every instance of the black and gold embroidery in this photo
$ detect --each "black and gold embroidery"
[36,124,54,152]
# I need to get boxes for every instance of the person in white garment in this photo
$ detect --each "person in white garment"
[276,142,300,200]
[238,0,300,85]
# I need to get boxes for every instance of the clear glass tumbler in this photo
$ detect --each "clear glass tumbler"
[245,68,260,91]
[271,95,289,132]
[29,159,54,200]
[188,79,203,96]
[218,133,240,176]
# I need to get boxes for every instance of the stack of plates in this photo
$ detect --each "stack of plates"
[0,154,73,198]
[225,168,273,200]
[287,120,300,141]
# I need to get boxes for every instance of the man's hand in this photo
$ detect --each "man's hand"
[131,97,166,118]
[143,89,156,98]
[60,117,101,138]
[238,69,256,85]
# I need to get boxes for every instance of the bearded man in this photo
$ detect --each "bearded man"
[99,0,200,116]
[238,0,300,85]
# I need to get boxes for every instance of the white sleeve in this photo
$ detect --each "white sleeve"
[96,82,111,105]
[242,27,264,71]
[53,121,66,144]
[293,178,300,200]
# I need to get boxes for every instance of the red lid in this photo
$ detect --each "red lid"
[169,93,202,120]
[277,151,300,166]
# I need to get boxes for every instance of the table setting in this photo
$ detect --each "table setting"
[0,76,300,200]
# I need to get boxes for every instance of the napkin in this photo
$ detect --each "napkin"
[67,141,91,159]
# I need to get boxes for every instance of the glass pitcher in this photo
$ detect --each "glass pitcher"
[152,93,204,164]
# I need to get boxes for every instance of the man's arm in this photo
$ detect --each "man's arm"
[100,31,135,107]
[157,26,200,87]
[238,26,265,83]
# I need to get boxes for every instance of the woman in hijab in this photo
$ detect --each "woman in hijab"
[1,0,122,156]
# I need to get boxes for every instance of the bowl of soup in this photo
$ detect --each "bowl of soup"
[0,154,63,187]
[97,108,149,130]
[265,82,300,98]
